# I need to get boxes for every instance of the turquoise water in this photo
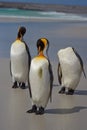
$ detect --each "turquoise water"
[0,8,42,17]
[0,8,87,21]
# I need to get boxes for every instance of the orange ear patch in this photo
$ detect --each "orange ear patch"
[41,38,47,47]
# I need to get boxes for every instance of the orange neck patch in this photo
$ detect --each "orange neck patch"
[15,39,22,44]
[35,54,46,60]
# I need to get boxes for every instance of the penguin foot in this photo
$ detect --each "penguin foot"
[36,107,44,115]
[66,89,74,95]
[12,81,18,88]
[27,105,37,113]
[20,83,26,89]
[59,87,65,94]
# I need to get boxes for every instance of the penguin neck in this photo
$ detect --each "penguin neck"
[39,51,44,56]
[38,51,46,58]
[16,36,23,42]
[43,48,47,57]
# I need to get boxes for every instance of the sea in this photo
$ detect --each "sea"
[0,0,87,64]
[1,8,87,21]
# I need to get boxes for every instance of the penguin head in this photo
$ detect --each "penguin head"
[37,39,45,53]
[17,26,26,39]
[37,38,49,57]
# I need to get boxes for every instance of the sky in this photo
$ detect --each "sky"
[0,0,87,6]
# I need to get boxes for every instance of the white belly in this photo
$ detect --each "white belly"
[58,47,82,89]
[29,58,50,108]
[10,42,28,82]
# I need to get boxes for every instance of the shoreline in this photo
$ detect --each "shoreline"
[1,16,87,23]
[0,2,87,14]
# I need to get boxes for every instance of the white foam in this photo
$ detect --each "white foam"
[0,9,87,21]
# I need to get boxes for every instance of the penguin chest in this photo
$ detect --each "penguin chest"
[11,42,28,81]
[29,58,50,102]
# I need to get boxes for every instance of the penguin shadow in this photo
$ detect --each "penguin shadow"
[45,106,87,115]
[25,85,29,89]
[74,89,87,95]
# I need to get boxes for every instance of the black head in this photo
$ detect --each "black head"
[17,26,26,38]
[37,39,45,52]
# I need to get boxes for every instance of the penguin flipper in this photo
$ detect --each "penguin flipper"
[24,41,31,68]
[24,41,32,98]
[58,62,62,85]
[72,47,86,78]
[10,60,12,77]
[48,61,54,102]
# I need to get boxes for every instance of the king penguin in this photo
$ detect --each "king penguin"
[57,47,86,95]
[27,38,53,115]
[10,26,31,93]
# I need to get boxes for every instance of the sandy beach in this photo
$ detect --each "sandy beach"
[0,57,87,130]
[0,3,87,129]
